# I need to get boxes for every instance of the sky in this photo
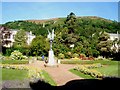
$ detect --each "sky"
[1,2,118,24]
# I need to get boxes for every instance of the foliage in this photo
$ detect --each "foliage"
[14,29,28,48]
[10,50,28,60]
[97,31,113,58]
[30,36,49,56]
[58,53,65,59]
[72,53,79,58]
[2,12,120,58]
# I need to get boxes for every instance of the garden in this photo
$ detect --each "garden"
[0,12,120,88]
[67,59,119,79]
[0,50,56,88]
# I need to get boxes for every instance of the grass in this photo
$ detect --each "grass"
[2,68,28,80]
[61,59,119,65]
[69,69,94,79]
[1,68,57,86]
[69,60,119,78]
[95,65,118,77]
[0,60,29,64]
[41,70,57,86]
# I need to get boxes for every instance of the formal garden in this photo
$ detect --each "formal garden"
[0,12,120,88]
[0,50,119,87]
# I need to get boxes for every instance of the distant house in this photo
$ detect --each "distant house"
[0,26,36,48]
[109,31,120,52]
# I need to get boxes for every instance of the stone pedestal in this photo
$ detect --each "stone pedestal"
[44,50,58,67]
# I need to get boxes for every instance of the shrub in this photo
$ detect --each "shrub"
[72,53,79,58]
[58,53,65,59]
[65,52,72,58]
[10,50,28,60]
[80,53,86,60]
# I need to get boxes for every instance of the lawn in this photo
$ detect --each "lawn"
[2,68,28,80]
[1,68,56,86]
[95,64,118,77]
[69,60,119,79]
[0,60,29,64]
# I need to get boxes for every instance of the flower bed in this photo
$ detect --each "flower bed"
[74,64,103,78]
[85,63,102,69]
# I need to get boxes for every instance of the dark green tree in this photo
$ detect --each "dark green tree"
[97,31,112,58]
[30,36,49,56]
[65,12,78,34]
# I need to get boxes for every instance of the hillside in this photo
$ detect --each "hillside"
[25,16,113,24]
[3,15,120,36]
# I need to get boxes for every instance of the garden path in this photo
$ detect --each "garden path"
[27,61,83,86]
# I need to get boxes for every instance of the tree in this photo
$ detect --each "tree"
[97,31,112,58]
[61,12,80,47]
[30,36,49,56]
[65,12,78,34]
[14,29,28,48]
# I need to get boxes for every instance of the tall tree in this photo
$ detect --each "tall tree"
[65,12,78,34]
[14,30,28,48]
[97,31,112,58]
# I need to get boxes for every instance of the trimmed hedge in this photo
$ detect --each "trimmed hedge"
[0,60,29,64]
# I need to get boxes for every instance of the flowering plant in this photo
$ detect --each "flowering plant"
[10,50,28,60]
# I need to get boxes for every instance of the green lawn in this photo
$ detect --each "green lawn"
[95,65,118,77]
[1,68,56,86]
[41,70,57,86]
[61,59,118,65]
[0,60,29,64]
[69,60,119,78]
[2,68,28,80]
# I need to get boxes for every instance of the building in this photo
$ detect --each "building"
[0,26,36,48]
[109,31,120,52]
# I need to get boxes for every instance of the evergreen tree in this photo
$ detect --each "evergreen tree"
[97,31,112,58]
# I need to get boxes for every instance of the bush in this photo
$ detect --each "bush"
[80,53,86,60]
[10,50,28,60]
[72,53,79,58]
[58,53,65,59]
[65,52,72,58]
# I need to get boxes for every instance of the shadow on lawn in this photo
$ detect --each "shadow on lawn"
[30,77,120,90]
